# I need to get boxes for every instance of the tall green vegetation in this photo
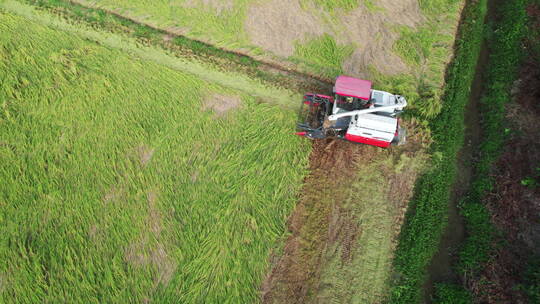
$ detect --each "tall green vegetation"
[389,0,488,302]
[523,258,540,302]
[432,283,472,304]
[0,11,308,303]
[433,0,532,301]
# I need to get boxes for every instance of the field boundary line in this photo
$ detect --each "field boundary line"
[388,0,489,302]
[1,0,304,106]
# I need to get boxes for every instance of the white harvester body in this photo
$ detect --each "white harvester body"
[346,114,398,143]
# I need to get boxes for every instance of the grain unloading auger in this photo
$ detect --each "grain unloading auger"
[296,75,407,148]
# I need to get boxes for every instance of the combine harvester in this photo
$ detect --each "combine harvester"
[296,76,407,148]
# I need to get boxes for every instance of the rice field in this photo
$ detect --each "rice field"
[0,10,309,303]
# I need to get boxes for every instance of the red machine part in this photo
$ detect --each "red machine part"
[344,133,391,148]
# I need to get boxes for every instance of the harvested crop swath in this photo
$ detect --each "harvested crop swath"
[0,11,308,303]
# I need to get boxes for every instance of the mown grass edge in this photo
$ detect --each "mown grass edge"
[434,0,534,302]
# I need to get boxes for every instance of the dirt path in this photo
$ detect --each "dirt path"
[421,0,495,296]
[421,40,488,301]
[260,139,367,304]
[421,0,500,298]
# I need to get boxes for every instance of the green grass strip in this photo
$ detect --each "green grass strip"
[433,283,473,304]
[389,0,488,302]
[432,0,531,301]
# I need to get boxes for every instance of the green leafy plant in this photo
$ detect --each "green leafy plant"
[522,257,540,303]
[389,0,488,302]
[521,177,538,187]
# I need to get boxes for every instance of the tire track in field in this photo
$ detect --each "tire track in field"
[260,139,368,304]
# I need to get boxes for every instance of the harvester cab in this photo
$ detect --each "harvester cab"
[296,75,407,148]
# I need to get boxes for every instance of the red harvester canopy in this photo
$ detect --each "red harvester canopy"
[334,76,372,100]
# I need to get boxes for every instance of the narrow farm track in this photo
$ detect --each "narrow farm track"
[25,0,334,95]
[424,0,509,299]
[422,40,487,302]
[430,1,540,301]
[261,140,366,304]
